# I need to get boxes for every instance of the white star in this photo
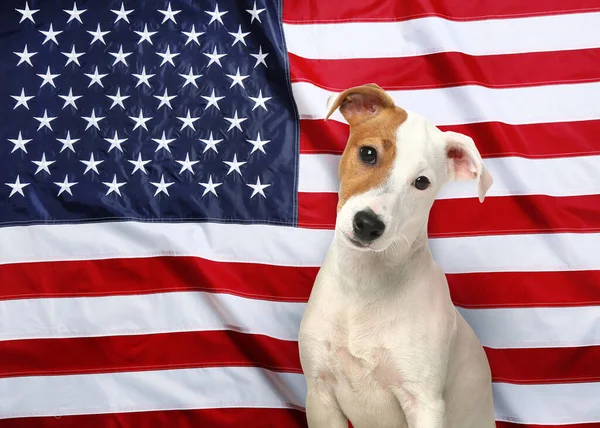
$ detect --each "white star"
[223,153,247,176]
[228,25,250,46]
[203,46,226,67]
[251,46,269,68]
[58,88,82,110]
[176,153,199,174]
[36,66,60,88]
[199,131,223,153]
[33,109,57,131]
[129,110,152,131]
[246,132,271,154]
[224,110,247,132]
[16,1,39,23]
[158,2,181,24]
[132,66,155,88]
[199,175,222,197]
[84,66,108,87]
[205,4,228,25]
[82,109,105,130]
[80,153,103,174]
[201,89,225,110]
[14,44,37,66]
[87,23,110,45]
[150,174,174,196]
[249,90,272,111]
[61,44,85,66]
[32,153,56,175]
[11,88,34,110]
[63,2,87,24]
[247,176,271,198]
[246,1,265,23]
[8,131,31,153]
[151,131,175,152]
[107,87,130,109]
[104,130,128,152]
[182,24,204,46]
[176,109,200,131]
[154,88,177,109]
[134,23,157,45]
[57,131,80,153]
[102,175,127,196]
[54,175,78,197]
[110,3,134,24]
[179,67,202,88]
[226,67,249,89]
[5,176,30,198]
[109,44,132,67]
[156,45,180,67]
[128,153,151,175]
[40,24,62,45]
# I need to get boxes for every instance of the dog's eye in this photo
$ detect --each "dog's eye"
[414,176,430,190]
[359,146,377,164]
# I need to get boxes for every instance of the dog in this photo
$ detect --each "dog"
[298,83,496,428]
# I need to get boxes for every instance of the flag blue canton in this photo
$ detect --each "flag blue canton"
[0,0,299,227]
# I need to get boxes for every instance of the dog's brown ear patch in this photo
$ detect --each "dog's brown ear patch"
[328,84,408,211]
[325,83,395,126]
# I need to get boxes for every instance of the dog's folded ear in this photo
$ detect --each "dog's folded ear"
[325,83,395,126]
[443,131,493,203]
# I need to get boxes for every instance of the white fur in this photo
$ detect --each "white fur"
[298,110,496,428]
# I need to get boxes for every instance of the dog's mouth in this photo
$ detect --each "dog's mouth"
[343,233,369,249]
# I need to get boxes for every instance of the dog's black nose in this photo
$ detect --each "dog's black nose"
[352,209,385,242]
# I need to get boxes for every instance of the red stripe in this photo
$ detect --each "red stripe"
[0,408,308,428]
[0,330,301,378]
[283,0,600,23]
[448,270,600,309]
[297,192,339,229]
[17,411,598,428]
[2,327,600,388]
[4,251,599,309]
[485,346,600,385]
[497,423,600,428]
[0,256,318,302]
[298,192,600,237]
[290,49,600,91]
[299,118,600,159]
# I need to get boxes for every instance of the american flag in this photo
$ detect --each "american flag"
[1,0,599,426]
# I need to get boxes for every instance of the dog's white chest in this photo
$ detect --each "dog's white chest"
[321,326,400,391]
[306,309,410,427]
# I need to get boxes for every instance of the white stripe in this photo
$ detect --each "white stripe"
[430,232,600,273]
[298,153,600,198]
[0,221,332,267]
[0,291,304,342]
[2,222,600,273]
[0,364,597,426]
[283,12,600,59]
[493,381,600,425]
[292,81,600,125]
[2,289,598,349]
[0,366,306,419]
[459,306,600,349]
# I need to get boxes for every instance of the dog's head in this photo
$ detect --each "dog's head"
[326,83,493,252]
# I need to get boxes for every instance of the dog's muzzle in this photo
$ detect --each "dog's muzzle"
[352,208,385,243]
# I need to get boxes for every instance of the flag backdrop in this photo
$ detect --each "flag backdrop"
[1,0,600,426]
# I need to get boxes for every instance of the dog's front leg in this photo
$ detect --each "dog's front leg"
[394,389,446,428]
[305,389,348,428]
[406,401,445,428]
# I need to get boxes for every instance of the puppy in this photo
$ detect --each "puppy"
[298,83,496,428]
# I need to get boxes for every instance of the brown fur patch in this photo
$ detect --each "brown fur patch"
[337,106,408,211]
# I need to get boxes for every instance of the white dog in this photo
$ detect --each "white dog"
[298,83,496,428]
